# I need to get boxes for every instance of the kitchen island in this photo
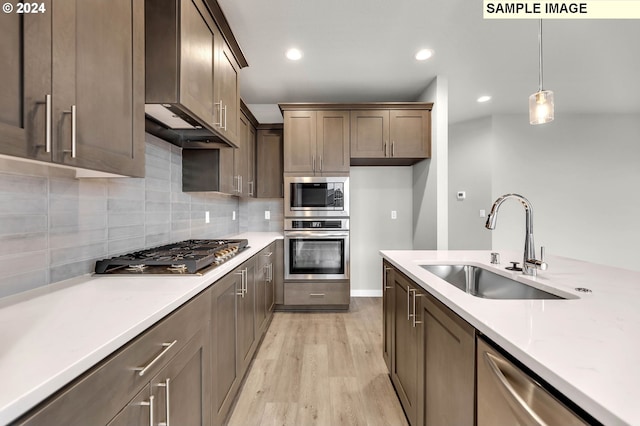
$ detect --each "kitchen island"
[0,232,282,425]
[381,249,640,426]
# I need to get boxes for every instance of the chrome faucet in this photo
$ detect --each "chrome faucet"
[485,194,547,276]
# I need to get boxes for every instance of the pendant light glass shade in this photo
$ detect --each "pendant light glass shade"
[529,20,554,125]
[529,90,554,124]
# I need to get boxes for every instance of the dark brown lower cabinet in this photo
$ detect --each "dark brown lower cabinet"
[382,261,395,372]
[17,288,212,426]
[255,243,276,337]
[385,262,475,426]
[391,269,424,426]
[108,327,211,426]
[15,240,281,426]
[422,294,475,426]
[211,270,241,425]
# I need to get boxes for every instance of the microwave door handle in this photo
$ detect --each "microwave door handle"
[285,231,349,238]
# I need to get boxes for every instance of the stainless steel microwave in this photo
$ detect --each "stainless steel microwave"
[284,176,349,217]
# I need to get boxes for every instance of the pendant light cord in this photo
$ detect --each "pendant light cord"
[538,19,543,92]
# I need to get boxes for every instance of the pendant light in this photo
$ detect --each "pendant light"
[529,19,554,125]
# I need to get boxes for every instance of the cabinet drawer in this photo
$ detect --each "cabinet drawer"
[17,289,211,426]
[284,281,350,305]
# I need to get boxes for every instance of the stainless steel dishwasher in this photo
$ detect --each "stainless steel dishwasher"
[477,337,589,426]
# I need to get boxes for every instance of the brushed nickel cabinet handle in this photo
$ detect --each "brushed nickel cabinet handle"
[312,155,316,172]
[319,156,323,171]
[223,105,227,131]
[215,100,223,127]
[411,289,422,327]
[383,266,393,290]
[136,340,177,376]
[157,378,171,426]
[309,293,325,297]
[407,285,411,321]
[62,105,77,158]
[236,269,246,297]
[392,141,395,157]
[383,141,387,157]
[45,94,52,152]
[139,395,154,426]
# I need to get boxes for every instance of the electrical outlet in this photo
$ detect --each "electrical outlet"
[479,209,486,218]
[391,210,397,220]
[265,210,271,220]
[205,211,210,223]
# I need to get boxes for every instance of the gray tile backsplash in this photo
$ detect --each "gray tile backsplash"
[0,133,283,299]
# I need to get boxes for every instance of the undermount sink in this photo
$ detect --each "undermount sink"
[420,264,566,300]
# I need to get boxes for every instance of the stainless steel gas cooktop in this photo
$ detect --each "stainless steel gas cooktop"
[94,239,249,275]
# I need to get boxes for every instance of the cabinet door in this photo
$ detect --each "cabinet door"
[151,327,211,426]
[283,110,316,173]
[211,273,239,424]
[350,110,389,158]
[316,110,350,174]
[236,112,249,196]
[53,0,144,177]
[247,123,256,197]
[391,271,423,426]
[107,386,151,426]
[179,0,216,127]
[218,147,236,194]
[389,110,430,159]
[216,41,240,145]
[382,262,395,372]
[256,127,283,198]
[237,261,256,375]
[274,239,285,305]
[265,244,275,315]
[254,250,268,337]
[0,6,52,162]
[423,295,475,426]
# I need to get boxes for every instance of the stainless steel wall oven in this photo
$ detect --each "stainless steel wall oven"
[284,176,349,217]
[284,218,349,280]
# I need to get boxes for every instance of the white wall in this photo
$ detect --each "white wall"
[350,167,413,296]
[448,117,493,249]
[413,76,449,249]
[489,113,640,270]
[450,113,640,271]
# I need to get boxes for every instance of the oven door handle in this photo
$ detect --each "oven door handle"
[285,231,349,238]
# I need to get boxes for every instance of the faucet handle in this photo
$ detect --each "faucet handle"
[526,246,548,271]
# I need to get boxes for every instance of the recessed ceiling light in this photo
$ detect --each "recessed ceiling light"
[286,48,303,61]
[415,49,434,61]
[477,95,492,103]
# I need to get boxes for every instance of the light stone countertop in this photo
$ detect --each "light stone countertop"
[380,249,640,426]
[0,232,282,425]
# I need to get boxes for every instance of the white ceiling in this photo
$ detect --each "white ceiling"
[217,0,640,124]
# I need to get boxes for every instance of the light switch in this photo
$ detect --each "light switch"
[391,210,397,220]
[479,209,486,218]
[457,191,466,200]
[205,211,210,223]
[265,210,271,220]
[232,211,236,221]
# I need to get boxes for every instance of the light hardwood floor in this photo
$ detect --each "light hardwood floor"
[227,297,408,426]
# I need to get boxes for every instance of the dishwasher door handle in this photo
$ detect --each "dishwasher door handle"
[483,351,549,426]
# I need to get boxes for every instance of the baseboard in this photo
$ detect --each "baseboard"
[350,289,382,297]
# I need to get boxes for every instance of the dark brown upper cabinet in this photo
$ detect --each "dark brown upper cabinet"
[145,0,245,149]
[0,0,145,177]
